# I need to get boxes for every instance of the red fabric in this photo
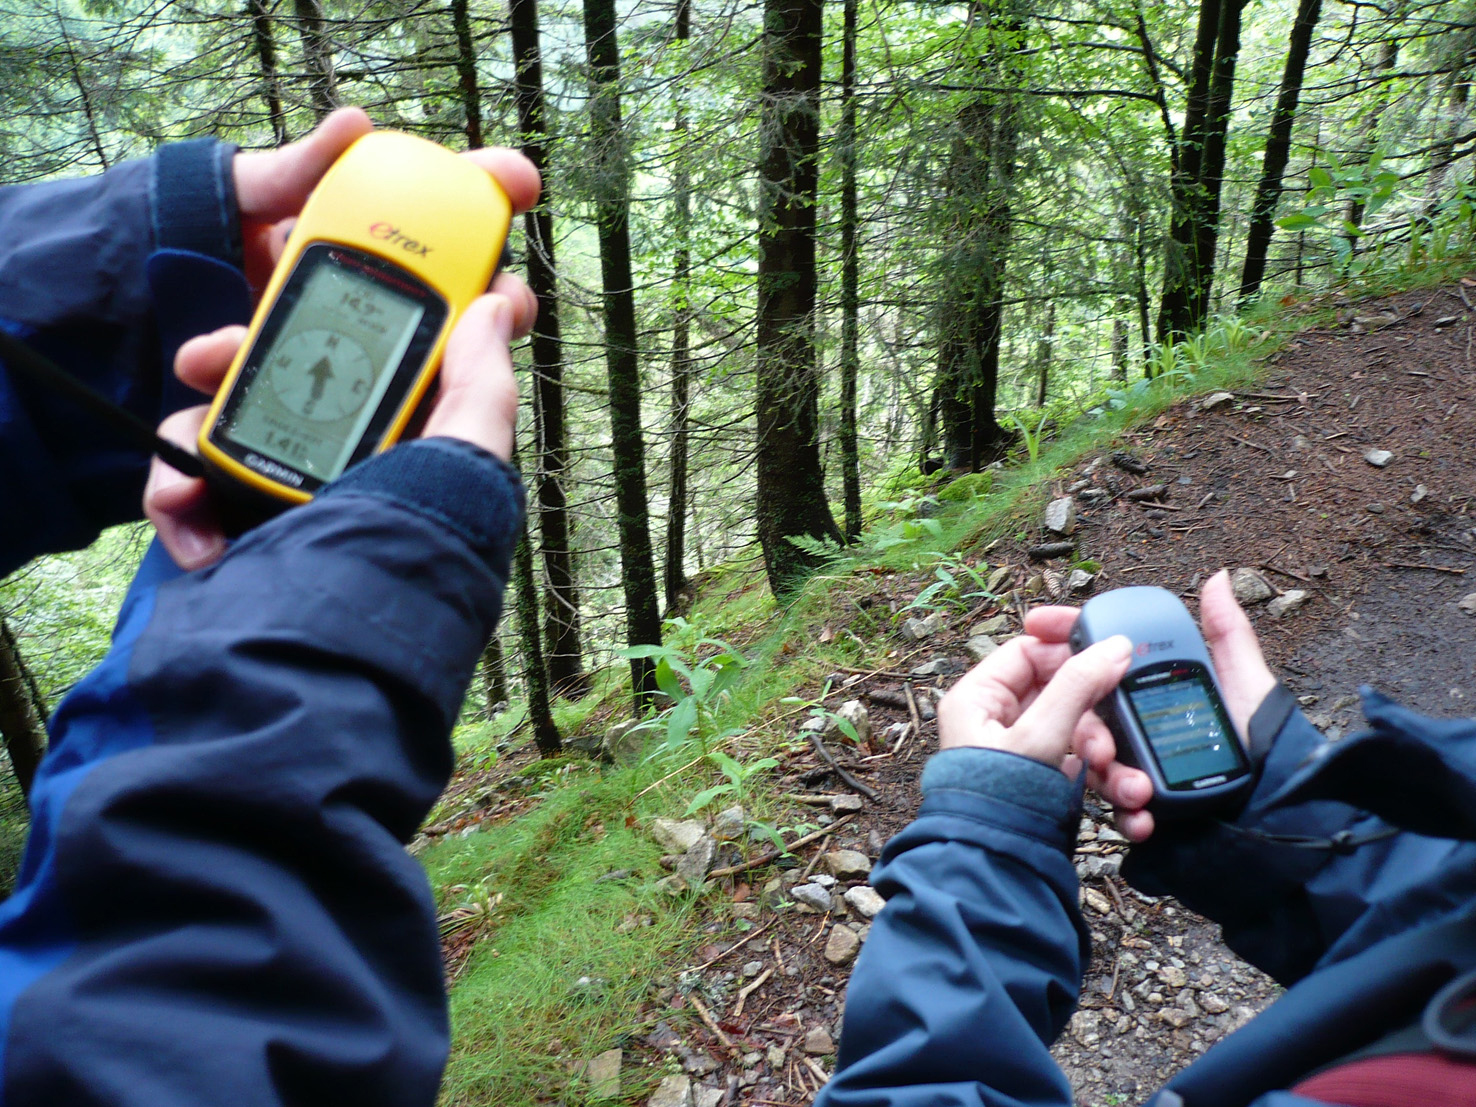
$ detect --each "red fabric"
[1292,1052,1476,1106]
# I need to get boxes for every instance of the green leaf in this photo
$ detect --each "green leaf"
[1276,212,1319,231]
[1308,166,1334,190]
[685,784,731,815]
[654,657,686,701]
[666,697,698,747]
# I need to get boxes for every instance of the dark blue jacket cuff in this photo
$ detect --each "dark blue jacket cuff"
[919,747,1083,854]
[151,139,241,267]
[322,437,525,573]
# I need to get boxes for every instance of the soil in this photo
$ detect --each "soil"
[429,281,1476,1105]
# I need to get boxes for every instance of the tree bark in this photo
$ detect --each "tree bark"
[1157,0,1244,341]
[0,618,45,802]
[480,632,507,717]
[664,0,693,613]
[246,0,290,145]
[449,0,483,148]
[510,449,562,756]
[754,0,842,596]
[511,0,587,699]
[582,0,662,701]
[1237,0,1322,304]
[936,1,1022,469]
[837,0,863,542]
[291,0,339,119]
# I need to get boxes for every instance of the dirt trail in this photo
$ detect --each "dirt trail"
[436,282,1476,1105]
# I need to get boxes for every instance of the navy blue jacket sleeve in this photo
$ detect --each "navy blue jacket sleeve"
[818,749,1088,1107]
[1122,696,1476,985]
[0,139,242,577]
[0,436,522,1107]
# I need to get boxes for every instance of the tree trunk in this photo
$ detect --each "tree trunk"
[480,632,507,717]
[1157,0,1223,341]
[292,0,339,119]
[511,0,587,699]
[754,0,842,596]
[1237,0,1322,304]
[936,1,1023,469]
[1344,32,1402,249]
[582,0,661,701]
[510,449,562,756]
[664,0,693,613]
[0,618,45,802]
[246,0,290,145]
[449,0,483,148]
[1034,300,1054,408]
[837,0,862,541]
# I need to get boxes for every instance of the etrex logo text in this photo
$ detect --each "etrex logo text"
[1135,639,1174,657]
[369,223,431,256]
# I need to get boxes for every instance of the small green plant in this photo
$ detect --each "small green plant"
[684,750,780,815]
[1277,155,1401,276]
[900,552,997,617]
[1006,411,1045,462]
[618,623,748,757]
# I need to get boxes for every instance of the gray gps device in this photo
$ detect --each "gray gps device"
[1069,586,1252,817]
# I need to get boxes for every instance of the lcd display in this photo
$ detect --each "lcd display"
[1124,664,1245,788]
[220,258,425,482]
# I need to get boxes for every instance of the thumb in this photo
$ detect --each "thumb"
[420,295,519,462]
[1199,570,1278,740]
[232,107,374,222]
[1010,635,1133,767]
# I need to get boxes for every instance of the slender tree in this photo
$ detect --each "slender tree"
[1239,0,1323,303]
[1157,0,1248,341]
[754,0,843,595]
[448,0,483,147]
[510,448,562,756]
[511,0,587,698]
[837,0,863,540]
[246,0,290,145]
[292,0,339,119]
[0,618,44,801]
[582,0,661,701]
[935,0,1024,468]
[664,0,694,612]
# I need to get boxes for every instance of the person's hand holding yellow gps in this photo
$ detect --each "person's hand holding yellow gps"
[144,109,541,570]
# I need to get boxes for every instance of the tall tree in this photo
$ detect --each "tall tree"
[292,0,339,119]
[511,0,587,698]
[246,0,290,145]
[510,448,562,756]
[1157,0,1248,341]
[837,0,863,541]
[664,0,695,611]
[1238,0,1323,303]
[448,0,483,147]
[754,0,842,595]
[0,618,44,801]
[582,0,662,701]
[935,0,1024,469]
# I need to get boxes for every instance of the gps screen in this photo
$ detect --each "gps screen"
[1124,664,1245,788]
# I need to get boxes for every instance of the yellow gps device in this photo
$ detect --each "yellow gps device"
[198,130,511,517]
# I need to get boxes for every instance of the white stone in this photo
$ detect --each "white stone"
[1266,590,1309,618]
[647,1074,693,1107]
[1230,567,1275,604]
[824,850,873,881]
[835,699,872,746]
[651,818,707,853]
[1364,449,1395,468]
[844,885,887,918]
[1044,497,1077,536]
[584,1049,622,1100]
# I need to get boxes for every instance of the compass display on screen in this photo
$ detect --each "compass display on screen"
[267,330,375,421]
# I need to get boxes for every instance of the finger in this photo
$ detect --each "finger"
[936,634,1075,748]
[461,148,542,214]
[421,294,519,461]
[1200,570,1278,739]
[1022,605,1079,643]
[488,271,539,339]
[144,407,227,571]
[1116,807,1156,843]
[232,108,374,221]
[175,325,249,397]
[1011,636,1133,751]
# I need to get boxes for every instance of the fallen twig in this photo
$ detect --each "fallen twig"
[687,921,775,973]
[689,993,735,1051]
[809,733,880,801]
[1226,434,1274,453]
[732,966,775,1020]
[707,815,855,879]
[1383,561,1467,574]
